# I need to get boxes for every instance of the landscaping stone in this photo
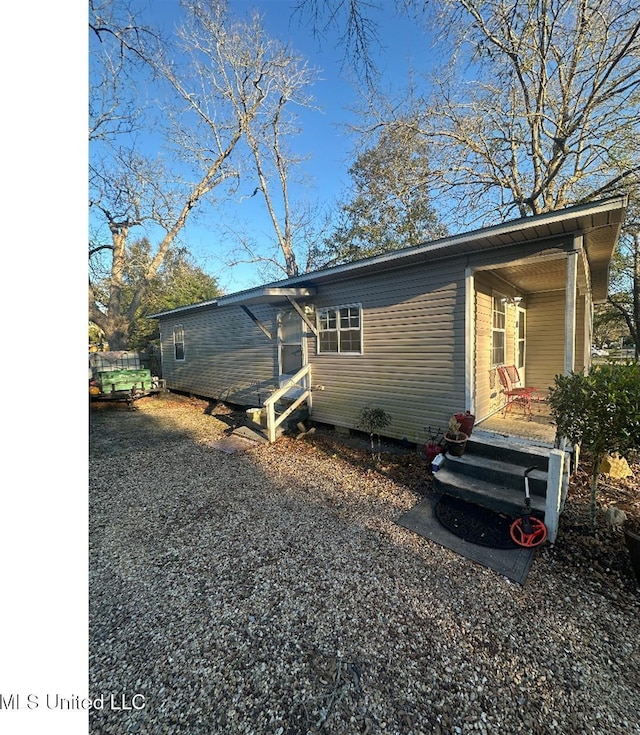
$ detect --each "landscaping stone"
[89,393,640,735]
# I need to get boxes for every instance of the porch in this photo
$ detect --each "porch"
[470,244,592,429]
[475,398,556,445]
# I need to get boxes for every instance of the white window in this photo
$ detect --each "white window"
[173,325,185,361]
[491,295,506,366]
[317,305,362,354]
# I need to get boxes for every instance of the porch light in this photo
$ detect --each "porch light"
[501,296,523,305]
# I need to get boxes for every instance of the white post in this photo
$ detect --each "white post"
[564,247,579,374]
[267,402,276,443]
[465,267,475,413]
[545,449,565,544]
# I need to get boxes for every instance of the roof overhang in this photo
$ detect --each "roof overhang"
[149,197,626,317]
[236,197,626,299]
[217,286,316,307]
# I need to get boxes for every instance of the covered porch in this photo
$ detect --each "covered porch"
[469,243,594,437]
[463,201,627,438]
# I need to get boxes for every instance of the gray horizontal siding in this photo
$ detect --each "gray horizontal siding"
[308,260,467,443]
[159,304,277,406]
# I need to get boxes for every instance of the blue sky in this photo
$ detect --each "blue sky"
[99,0,437,294]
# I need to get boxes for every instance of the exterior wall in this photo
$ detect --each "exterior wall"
[158,304,278,406]
[307,259,467,444]
[474,273,519,420]
[526,291,566,392]
[154,235,596,440]
[526,289,589,393]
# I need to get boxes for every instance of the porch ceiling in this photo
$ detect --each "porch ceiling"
[491,258,567,294]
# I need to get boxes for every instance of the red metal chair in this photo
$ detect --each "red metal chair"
[497,365,536,419]
[507,365,544,407]
[505,365,538,394]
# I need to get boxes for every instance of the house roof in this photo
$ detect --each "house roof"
[150,196,627,318]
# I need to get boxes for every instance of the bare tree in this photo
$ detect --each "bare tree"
[89,0,156,142]
[412,0,640,224]
[234,30,317,278]
[298,0,640,227]
[222,198,329,283]
[89,0,314,349]
[292,0,383,86]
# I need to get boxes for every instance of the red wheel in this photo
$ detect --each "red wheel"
[510,517,547,547]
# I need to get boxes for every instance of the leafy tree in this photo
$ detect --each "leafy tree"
[548,363,640,527]
[90,239,220,350]
[322,123,447,264]
[89,0,315,349]
[592,301,628,351]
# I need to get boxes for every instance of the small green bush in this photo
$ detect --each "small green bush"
[548,362,640,526]
[358,407,392,463]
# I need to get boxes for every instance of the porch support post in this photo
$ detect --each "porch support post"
[579,246,593,374]
[545,448,565,544]
[564,245,579,374]
[584,292,593,375]
[464,267,475,413]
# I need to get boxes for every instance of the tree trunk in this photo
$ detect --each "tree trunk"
[590,464,599,531]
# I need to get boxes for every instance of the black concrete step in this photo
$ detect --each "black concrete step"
[444,453,547,497]
[433,467,546,518]
[465,432,551,470]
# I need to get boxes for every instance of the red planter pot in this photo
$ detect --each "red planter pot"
[425,442,442,463]
[454,412,476,437]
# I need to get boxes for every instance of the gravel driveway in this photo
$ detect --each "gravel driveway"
[89,394,640,735]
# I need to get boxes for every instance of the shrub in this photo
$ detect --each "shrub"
[358,407,392,463]
[548,362,640,526]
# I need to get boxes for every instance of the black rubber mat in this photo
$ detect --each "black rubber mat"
[397,495,535,584]
[434,494,519,549]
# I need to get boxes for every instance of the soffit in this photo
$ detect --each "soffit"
[491,259,568,294]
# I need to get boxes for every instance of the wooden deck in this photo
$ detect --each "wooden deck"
[475,400,556,445]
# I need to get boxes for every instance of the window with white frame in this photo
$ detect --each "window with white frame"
[173,325,185,361]
[491,295,506,366]
[317,304,362,354]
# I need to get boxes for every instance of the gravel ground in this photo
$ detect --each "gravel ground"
[89,393,640,735]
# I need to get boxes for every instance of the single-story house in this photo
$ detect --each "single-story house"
[150,197,627,446]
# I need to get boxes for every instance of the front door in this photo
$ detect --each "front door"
[516,305,526,383]
[277,309,305,382]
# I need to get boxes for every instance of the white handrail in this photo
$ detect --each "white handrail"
[263,364,311,442]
